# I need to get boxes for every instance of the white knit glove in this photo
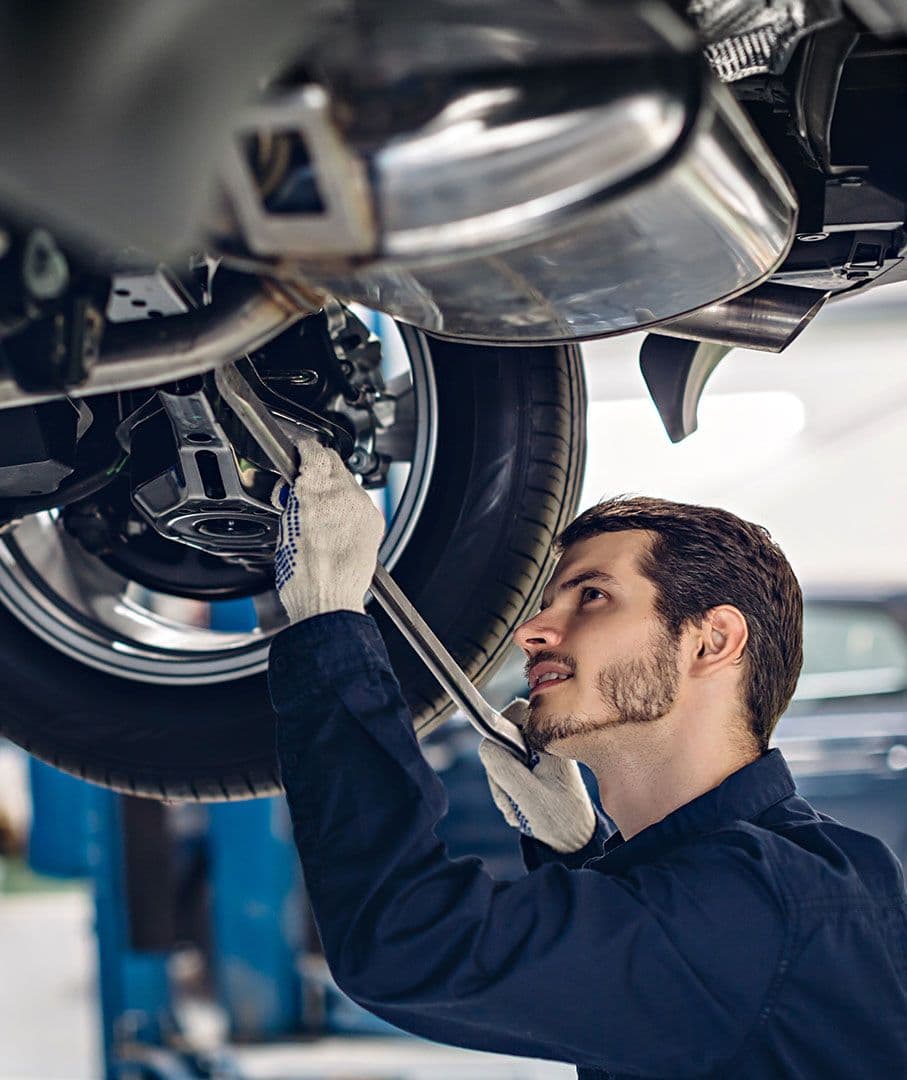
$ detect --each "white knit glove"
[272,439,385,623]
[478,699,597,853]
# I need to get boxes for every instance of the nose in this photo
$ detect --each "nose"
[513,608,564,654]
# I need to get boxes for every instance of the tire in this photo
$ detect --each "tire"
[0,338,586,800]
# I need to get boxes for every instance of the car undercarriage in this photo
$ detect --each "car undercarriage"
[0,0,903,798]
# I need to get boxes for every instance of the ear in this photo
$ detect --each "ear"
[689,605,748,678]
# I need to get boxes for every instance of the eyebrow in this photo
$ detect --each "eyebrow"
[540,569,618,609]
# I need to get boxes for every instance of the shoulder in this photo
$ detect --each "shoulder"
[591,825,791,963]
[661,809,906,911]
[624,823,789,916]
[753,802,907,904]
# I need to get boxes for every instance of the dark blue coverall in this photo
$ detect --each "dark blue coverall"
[269,612,907,1079]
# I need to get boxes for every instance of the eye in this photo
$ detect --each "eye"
[581,587,607,603]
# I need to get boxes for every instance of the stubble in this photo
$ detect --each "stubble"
[522,624,681,752]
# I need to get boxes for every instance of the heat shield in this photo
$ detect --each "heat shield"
[221,2,798,344]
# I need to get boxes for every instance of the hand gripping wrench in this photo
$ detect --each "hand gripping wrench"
[214,360,531,764]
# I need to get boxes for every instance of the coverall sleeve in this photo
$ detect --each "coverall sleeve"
[520,810,612,872]
[269,613,786,1076]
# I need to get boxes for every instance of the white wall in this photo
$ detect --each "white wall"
[580,281,907,590]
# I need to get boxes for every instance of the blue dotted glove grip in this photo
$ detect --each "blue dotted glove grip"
[274,483,301,594]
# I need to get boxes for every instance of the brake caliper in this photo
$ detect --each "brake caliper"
[261,299,394,490]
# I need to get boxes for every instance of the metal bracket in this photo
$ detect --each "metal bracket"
[220,85,376,258]
[132,387,279,557]
[106,269,193,323]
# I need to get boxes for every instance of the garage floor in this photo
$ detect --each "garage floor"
[0,887,574,1080]
[0,889,98,1079]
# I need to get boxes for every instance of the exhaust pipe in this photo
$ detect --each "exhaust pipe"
[0,275,316,410]
[654,283,830,353]
[640,282,831,444]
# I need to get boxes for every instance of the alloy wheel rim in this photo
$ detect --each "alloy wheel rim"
[0,319,438,684]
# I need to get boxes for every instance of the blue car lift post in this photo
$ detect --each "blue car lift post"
[28,596,301,1077]
[29,753,309,1078]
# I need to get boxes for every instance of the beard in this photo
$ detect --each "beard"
[522,623,681,752]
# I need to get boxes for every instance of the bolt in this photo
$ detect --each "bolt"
[22,229,69,300]
[347,449,368,472]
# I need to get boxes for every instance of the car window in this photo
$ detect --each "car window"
[795,605,907,701]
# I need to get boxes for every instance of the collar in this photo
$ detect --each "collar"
[595,748,796,870]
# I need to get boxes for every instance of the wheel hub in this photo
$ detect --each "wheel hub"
[124,303,392,568]
[130,383,281,561]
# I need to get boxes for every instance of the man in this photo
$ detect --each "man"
[268,441,907,1079]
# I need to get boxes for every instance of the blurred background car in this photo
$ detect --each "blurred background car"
[774,591,907,863]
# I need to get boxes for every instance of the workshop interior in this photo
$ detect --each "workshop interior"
[0,1,906,1076]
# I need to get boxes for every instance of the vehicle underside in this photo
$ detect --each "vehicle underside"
[0,0,904,798]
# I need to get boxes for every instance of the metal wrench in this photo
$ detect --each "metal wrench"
[214,360,531,764]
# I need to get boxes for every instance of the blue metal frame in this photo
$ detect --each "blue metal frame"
[88,786,174,1074]
[27,758,174,1078]
[207,796,305,1040]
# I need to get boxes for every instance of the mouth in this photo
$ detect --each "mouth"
[528,673,573,696]
[526,654,576,697]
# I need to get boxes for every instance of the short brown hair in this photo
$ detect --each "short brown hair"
[557,496,803,752]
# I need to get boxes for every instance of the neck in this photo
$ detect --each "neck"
[568,716,760,840]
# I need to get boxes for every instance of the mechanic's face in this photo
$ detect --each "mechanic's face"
[513,531,681,754]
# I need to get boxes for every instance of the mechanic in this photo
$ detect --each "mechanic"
[268,441,907,1080]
